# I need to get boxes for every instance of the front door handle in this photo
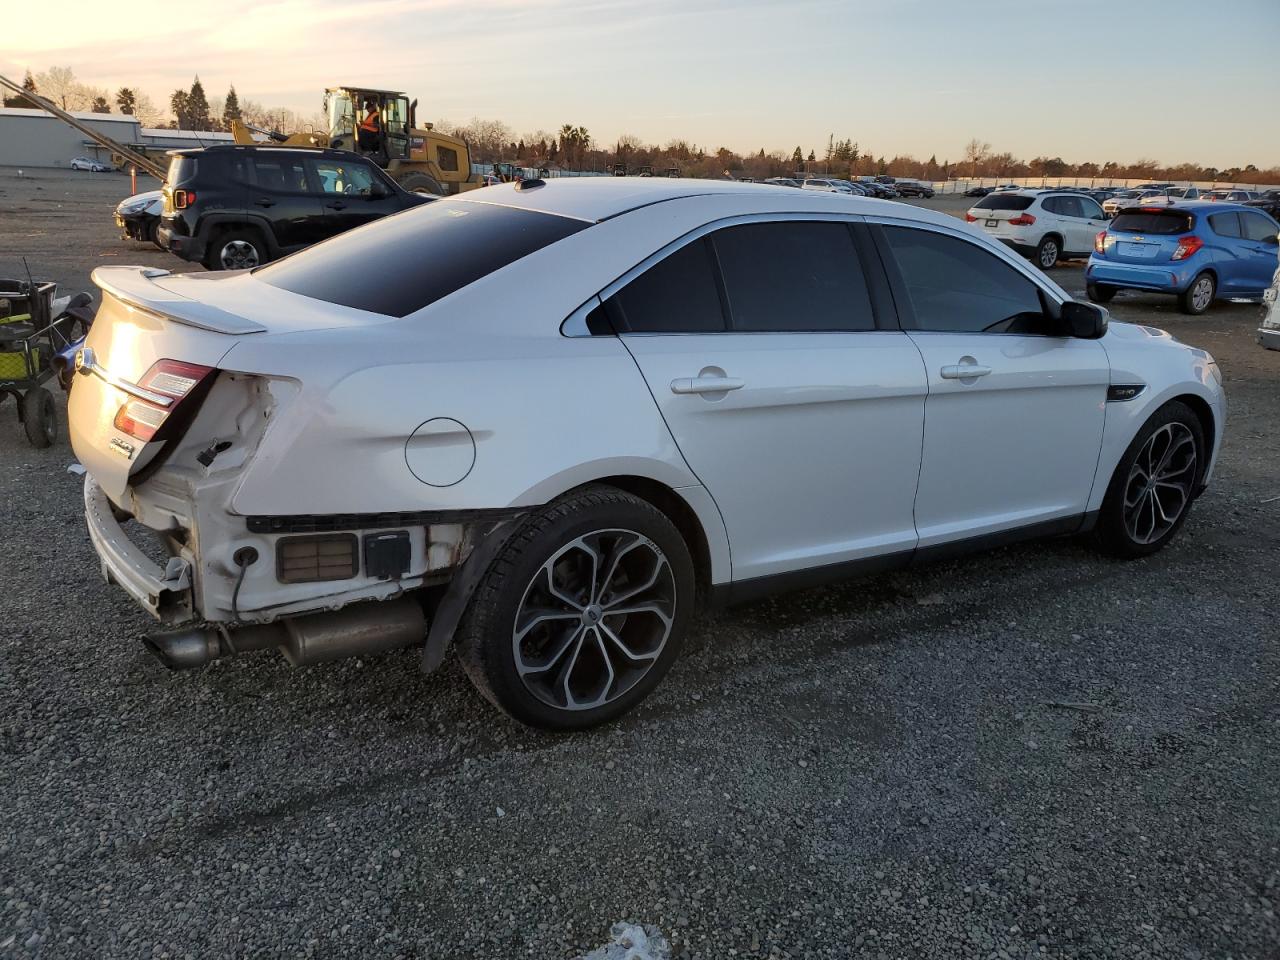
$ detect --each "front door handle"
[670,376,745,395]
[254,197,276,207]
[940,362,992,380]
[326,201,348,210]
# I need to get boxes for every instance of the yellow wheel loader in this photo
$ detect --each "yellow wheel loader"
[232,86,486,196]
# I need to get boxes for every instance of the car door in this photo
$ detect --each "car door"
[242,153,326,251]
[610,217,928,584]
[1239,211,1280,293]
[1075,196,1108,252]
[872,222,1109,547]
[1053,195,1094,254]
[305,156,403,236]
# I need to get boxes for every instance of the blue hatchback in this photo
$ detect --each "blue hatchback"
[1086,201,1279,315]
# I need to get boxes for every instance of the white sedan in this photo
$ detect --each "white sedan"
[68,178,1226,729]
[69,156,111,172]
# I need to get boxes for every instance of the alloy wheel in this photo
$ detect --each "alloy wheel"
[512,529,676,711]
[1122,422,1197,544]
[1190,276,1214,313]
[219,240,260,270]
[1039,239,1058,268]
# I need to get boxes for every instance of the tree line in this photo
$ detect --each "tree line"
[7,67,1276,185]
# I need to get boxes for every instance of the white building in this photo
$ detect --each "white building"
[0,107,255,170]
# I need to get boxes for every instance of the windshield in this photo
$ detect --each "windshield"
[326,91,355,139]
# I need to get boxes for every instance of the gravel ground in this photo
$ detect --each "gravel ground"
[2,168,1278,959]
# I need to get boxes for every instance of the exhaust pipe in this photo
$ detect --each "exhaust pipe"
[143,598,425,670]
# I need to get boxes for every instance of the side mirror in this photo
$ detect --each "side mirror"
[1061,300,1108,339]
[367,180,389,199]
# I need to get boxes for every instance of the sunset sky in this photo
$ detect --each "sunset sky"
[6,0,1279,167]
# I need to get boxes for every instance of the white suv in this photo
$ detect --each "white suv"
[967,189,1108,269]
[802,178,860,195]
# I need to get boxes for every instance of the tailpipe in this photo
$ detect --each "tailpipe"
[142,598,426,670]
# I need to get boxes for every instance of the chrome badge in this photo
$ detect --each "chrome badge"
[109,437,135,460]
[74,346,95,375]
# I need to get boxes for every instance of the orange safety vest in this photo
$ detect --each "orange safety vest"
[359,110,379,133]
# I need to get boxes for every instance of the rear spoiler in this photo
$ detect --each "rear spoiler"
[90,267,268,335]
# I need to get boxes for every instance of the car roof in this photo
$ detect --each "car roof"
[1117,200,1268,215]
[450,176,960,226]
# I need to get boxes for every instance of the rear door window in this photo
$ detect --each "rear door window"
[711,221,875,332]
[1209,213,1242,238]
[256,200,588,317]
[246,155,310,193]
[608,238,725,333]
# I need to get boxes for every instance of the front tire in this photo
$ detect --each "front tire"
[456,486,696,730]
[1035,235,1061,269]
[1093,401,1204,558]
[1179,271,1216,315]
[1086,281,1117,303]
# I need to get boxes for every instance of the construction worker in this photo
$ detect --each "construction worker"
[357,99,381,152]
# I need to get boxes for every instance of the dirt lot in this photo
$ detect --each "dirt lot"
[1,167,1278,960]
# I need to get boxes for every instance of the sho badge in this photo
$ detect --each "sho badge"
[109,437,135,460]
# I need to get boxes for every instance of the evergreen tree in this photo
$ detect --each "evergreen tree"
[3,70,37,107]
[187,76,211,131]
[91,96,110,113]
[115,87,136,114]
[170,90,190,129]
[222,85,241,128]
[807,149,816,163]
[791,146,803,168]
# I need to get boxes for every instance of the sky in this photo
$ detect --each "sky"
[5,0,1279,168]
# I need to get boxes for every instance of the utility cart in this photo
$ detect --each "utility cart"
[0,278,93,448]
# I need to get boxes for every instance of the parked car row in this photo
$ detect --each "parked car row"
[964,186,1279,314]
[760,176,934,199]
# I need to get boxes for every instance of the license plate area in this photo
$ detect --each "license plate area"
[985,219,999,228]
[1117,242,1160,259]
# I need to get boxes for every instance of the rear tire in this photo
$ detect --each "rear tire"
[1178,271,1216,315]
[396,171,445,196]
[455,486,696,730]
[1086,282,1117,303]
[204,228,267,271]
[21,387,57,449]
[1093,401,1204,558]
[1035,235,1061,269]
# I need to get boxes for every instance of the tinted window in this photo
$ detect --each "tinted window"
[246,155,309,193]
[609,238,724,333]
[1209,213,1242,238]
[1241,213,1279,242]
[307,158,378,195]
[166,156,198,186]
[713,221,874,332]
[1041,197,1064,215]
[256,200,587,317]
[436,146,459,172]
[973,194,1033,211]
[882,226,1046,334]
[1109,211,1193,235]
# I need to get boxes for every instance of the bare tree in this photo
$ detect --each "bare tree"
[963,138,992,176]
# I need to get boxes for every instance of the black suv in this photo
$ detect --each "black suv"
[158,145,430,270]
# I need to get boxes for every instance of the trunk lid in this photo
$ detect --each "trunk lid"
[1101,209,1195,264]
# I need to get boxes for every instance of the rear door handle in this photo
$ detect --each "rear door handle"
[254,197,276,207]
[940,363,992,379]
[670,376,745,395]
[326,200,348,210]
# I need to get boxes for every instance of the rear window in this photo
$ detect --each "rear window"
[1109,211,1194,235]
[166,156,198,186]
[973,195,1033,211]
[255,201,588,317]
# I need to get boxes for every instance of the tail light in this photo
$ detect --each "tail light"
[964,213,977,222]
[1094,231,1108,254]
[1171,235,1204,261]
[172,189,196,209]
[1007,213,1036,226]
[113,359,216,441]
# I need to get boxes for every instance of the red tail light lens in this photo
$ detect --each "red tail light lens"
[1007,213,1037,226]
[113,359,215,441]
[1094,231,1108,254]
[964,213,977,222]
[1171,235,1204,261]
[172,189,196,209]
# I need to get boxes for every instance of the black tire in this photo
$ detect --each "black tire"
[148,219,162,250]
[204,228,268,271]
[455,486,696,730]
[1093,401,1205,559]
[1086,281,1117,303]
[396,171,445,196]
[1035,234,1061,269]
[21,387,57,449]
[1178,271,1216,315]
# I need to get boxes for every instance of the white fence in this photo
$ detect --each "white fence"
[933,176,1274,194]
